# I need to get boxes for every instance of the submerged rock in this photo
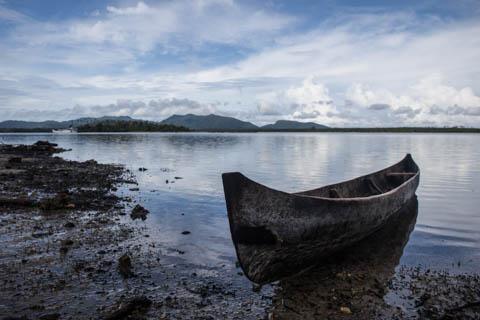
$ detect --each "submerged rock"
[7,157,22,164]
[39,192,71,211]
[252,283,262,292]
[38,313,60,320]
[34,140,57,147]
[0,140,66,156]
[118,253,133,278]
[130,204,149,220]
[103,296,152,320]
[64,221,75,228]
[31,140,63,154]
[61,239,74,247]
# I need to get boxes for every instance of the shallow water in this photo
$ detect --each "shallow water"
[1,132,479,273]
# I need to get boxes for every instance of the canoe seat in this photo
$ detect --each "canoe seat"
[386,172,416,177]
[365,178,383,194]
[328,189,341,198]
[386,172,416,185]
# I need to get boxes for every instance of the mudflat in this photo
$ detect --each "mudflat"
[0,142,269,319]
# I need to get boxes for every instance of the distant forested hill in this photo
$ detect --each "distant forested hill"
[77,120,189,132]
[161,114,258,131]
[1,113,477,133]
[0,116,133,130]
[261,120,329,130]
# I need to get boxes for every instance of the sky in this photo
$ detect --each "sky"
[1,0,480,127]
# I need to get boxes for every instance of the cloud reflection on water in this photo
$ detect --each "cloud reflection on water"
[0,132,479,271]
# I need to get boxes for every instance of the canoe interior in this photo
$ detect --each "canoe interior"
[296,154,419,199]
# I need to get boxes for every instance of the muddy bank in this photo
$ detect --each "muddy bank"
[0,142,479,319]
[0,142,270,320]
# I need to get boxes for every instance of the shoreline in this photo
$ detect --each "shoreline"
[0,142,479,319]
[0,141,271,320]
[1,128,480,134]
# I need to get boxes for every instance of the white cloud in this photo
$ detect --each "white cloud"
[346,74,480,115]
[2,98,218,121]
[342,74,480,126]
[286,77,335,119]
[0,2,480,126]
[9,1,294,55]
[103,98,218,119]
[0,3,28,23]
[412,75,480,109]
[256,77,343,124]
[106,1,151,15]
[346,83,411,110]
[192,12,480,96]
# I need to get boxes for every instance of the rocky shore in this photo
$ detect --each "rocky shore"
[0,142,479,319]
[0,141,270,320]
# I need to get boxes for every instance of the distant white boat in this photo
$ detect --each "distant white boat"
[52,127,77,134]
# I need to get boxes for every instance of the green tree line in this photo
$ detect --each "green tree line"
[77,120,190,132]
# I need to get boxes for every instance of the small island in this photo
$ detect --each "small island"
[76,120,189,132]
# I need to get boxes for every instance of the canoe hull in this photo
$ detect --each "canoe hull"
[222,154,420,284]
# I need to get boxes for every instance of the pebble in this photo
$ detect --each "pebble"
[340,306,352,314]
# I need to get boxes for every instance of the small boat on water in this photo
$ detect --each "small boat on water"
[52,127,77,134]
[222,154,420,284]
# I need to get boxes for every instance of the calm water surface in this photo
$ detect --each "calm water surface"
[1,132,479,273]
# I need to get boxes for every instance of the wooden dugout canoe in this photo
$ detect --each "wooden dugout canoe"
[222,154,420,284]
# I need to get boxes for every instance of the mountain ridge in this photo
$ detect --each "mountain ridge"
[161,114,259,131]
[0,114,329,131]
[261,120,329,130]
[1,114,478,133]
[0,116,133,129]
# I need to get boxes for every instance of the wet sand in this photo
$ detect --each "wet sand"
[0,142,479,319]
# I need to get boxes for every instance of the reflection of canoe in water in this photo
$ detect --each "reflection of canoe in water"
[272,198,418,319]
[222,154,420,284]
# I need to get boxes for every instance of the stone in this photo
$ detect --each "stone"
[340,306,352,314]
[64,222,75,228]
[118,253,133,278]
[8,157,22,164]
[130,205,149,220]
